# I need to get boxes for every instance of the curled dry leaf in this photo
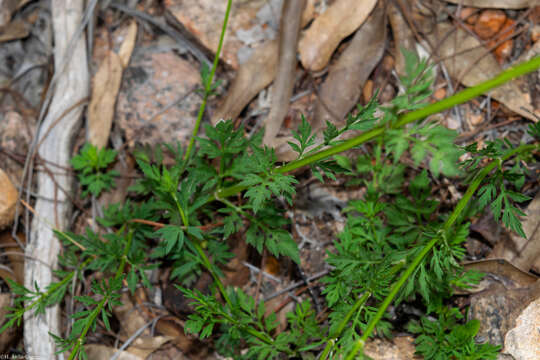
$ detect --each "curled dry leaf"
[0,19,29,42]
[88,21,137,149]
[461,258,538,294]
[0,232,24,285]
[211,40,278,125]
[299,0,378,72]
[427,22,538,122]
[0,168,17,230]
[444,0,540,10]
[314,3,386,130]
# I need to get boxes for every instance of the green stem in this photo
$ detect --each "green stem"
[68,230,134,360]
[320,292,371,360]
[183,0,232,162]
[171,191,232,308]
[212,55,540,201]
[345,143,536,359]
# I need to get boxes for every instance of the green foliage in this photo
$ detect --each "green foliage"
[3,44,538,360]
[71,143,119,197]
[181,286,323,359]
[407,306,501,360]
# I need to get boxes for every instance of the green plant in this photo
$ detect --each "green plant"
[407,306,500,360]
[3,2,540,358]
[70,143,119,197]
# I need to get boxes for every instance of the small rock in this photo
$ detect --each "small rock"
[115,51,201,147]
[364,336,419,359]
[502,296,540,360]
[474,10,507,40]
[0,168,18,229]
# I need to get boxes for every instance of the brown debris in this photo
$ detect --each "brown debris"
[474,10,507,39]
[298,0,378,72]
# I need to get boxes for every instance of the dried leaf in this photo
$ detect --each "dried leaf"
[212,40,278,125]
[0,19,29,42]
[0,293,18,353]
[118,21,137,68]
[462,258,538,294]
[0,231,24,284]
[444,0,539,9]
[127,335,173,359]
[314,3,386,129]
[0,168,17,230]
[428,22,538,122]
[87,52,123,149]
[299,0,378,72]
[88,21,137,149]
[86,345,142,360]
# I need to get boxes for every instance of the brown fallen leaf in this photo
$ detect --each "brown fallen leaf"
[0,168,17,230]
[444,0,539,9]
[211,39,278,125]
[461,258,538,294]
[0,293,18,354]
[0,0,30,27]
[88,21,137,149]
[299,0,378,72]
[87,53,123,149]
[126,335,173,359]
[314,2,386,131]
[0,231,24,284]
[118,20,138,68]
[427,22,538,122]
[0,19,29,42]
[262,0,306,147]
[86,345,142,360]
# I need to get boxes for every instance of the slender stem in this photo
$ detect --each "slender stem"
[211,55,540,202]
[183,0,232,162]
[171,190,232,308]
[345,143,536,359]
[319,292,371,360]
[68,230,134,360]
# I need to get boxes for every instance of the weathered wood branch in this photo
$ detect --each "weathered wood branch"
[24,0,89,357]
